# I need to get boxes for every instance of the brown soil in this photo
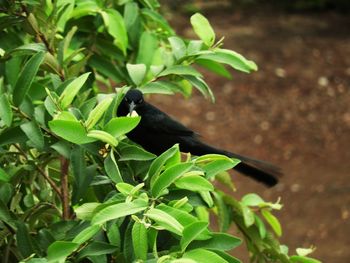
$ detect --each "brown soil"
[149,9,350,262]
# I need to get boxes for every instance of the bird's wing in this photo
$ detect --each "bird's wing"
[141,103,197,137]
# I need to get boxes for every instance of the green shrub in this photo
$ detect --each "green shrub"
[0,1,320,262]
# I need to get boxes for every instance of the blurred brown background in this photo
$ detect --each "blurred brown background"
[150,1,350,262]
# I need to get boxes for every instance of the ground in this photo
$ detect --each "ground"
[149,8,350,262]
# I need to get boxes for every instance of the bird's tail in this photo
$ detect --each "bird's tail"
[185,139,281,187]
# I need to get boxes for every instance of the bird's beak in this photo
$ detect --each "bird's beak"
[128,101,136,116]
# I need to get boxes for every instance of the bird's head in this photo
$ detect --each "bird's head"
[122,89,145,115]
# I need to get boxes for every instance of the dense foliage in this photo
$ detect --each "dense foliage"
[0,1,320,262]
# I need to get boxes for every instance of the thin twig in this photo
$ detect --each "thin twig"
[60,157,70,220]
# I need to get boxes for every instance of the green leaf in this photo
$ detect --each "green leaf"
[169,36,187,60]
[136,31,159,66]
[181,221,208,252]
[0,126,27,146]
[101,9,128,55]
[190,13,215,47]
[59,72,91,109]
[141,9,175,35]
[139,81,175,95]
[241,204,255,227]
[104,116,141,138]
[254,214,267,239]
[47,241,79,263]
[72,225,101,244]
[201,159,239,180]
[175,175,214,192]
[104,151,123,183]
[119,144,156,161]
[85,97,113,130]
[20,121,45,150]
[151,162,193,198]
[87,130,118,147]
[183,248,226,263]
[296,247,315,257]
[196,58,232,79]
[88,55,122,83]
[241,193,265,207]
[261,209,282,237]
[199,49,258,73]
[16,222,35,258]
[7,43,46,57]
[211,250,241,263]
[74,202,100,221]
[91,199,148,225]
[0,94,13,126]
[126,63,147,86]
[76,241,117,259]
[290,256,321,263]
[49,120,96,144]
[132,222,148,260]
[0,168,10,182]
[145,208,183,235]
[158,65,202,78]
[182,75,215,102]
[188,233,241,251]
[13,52,45,106]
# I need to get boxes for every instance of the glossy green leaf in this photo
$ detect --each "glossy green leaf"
[211,250,241,263]
[101,9,128,55]
[241,204,255,227]
[87,130,118,147]
[199,49,258,73]
[132,222,148,260]
[59,72,91,109]
[169,36,186,60]
[241,193,265,207]
[85,97,113,130]
[261,209,282,237]
[196,58,232,79]
[104,151,123,183]
[0,168,9,182]
[290,256,321,263]
[76,241,117,259]
[181,221,208,252]
[151,162,193,198]
[0,126,27,146]
[188,233,241,251]
[139,81,175,95]
[183,248,226,263]
[20,121,45,150]
[13,52,45,106]
[190,13,215,47]
[72,225,101,244]
[158,65,202,78]
[74,202,100,221]
[175,175,214,192]
[49,120,96,144]
[91,199,148,225]
[136,31,159,66]
[104,116,141,138]
[0,94,13,126]
[119,144,156,161]
[47,241,79,263]
[183,75,214,102]
[126,63,147,86]
[254,214,267,239]
[145,208,183,235]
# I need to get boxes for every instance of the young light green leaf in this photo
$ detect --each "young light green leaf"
[85,97,113,130]
[104,151,123,183]
[199,49,258,73]
[183,248,226,263]
[139,81,174,95]
[145,208,184,235]
[20,121,45,150]
[59,72,91,109]
[168,36,187,60]
[181,221,208,252]
[74,202,100,221]
[91,199,148,225]
[126,63,147,86]
[104,116,141,138]
[158,65,202,78]
[241,193,265,207]
[261,209,282,237]
[190,13,215,47]
[296,247,316,257]
[87,130,118,147]
[132,222,148,260]
[136,31,159,66]
[175,175,214,192]
[290,256,321,263]
[0,94,13,126]
[72,225,101,244]
[47,241,79,263]
[151,162,193,198]
[49,120,96,145]
[119,144,156,161]
[13,52,45,106]
[241,204,255,227]
[254,214,267,239]
[101,9,128,55]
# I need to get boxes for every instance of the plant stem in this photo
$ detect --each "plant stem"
[60,156,70,220]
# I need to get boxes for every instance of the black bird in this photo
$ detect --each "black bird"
[117,89,281,186]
